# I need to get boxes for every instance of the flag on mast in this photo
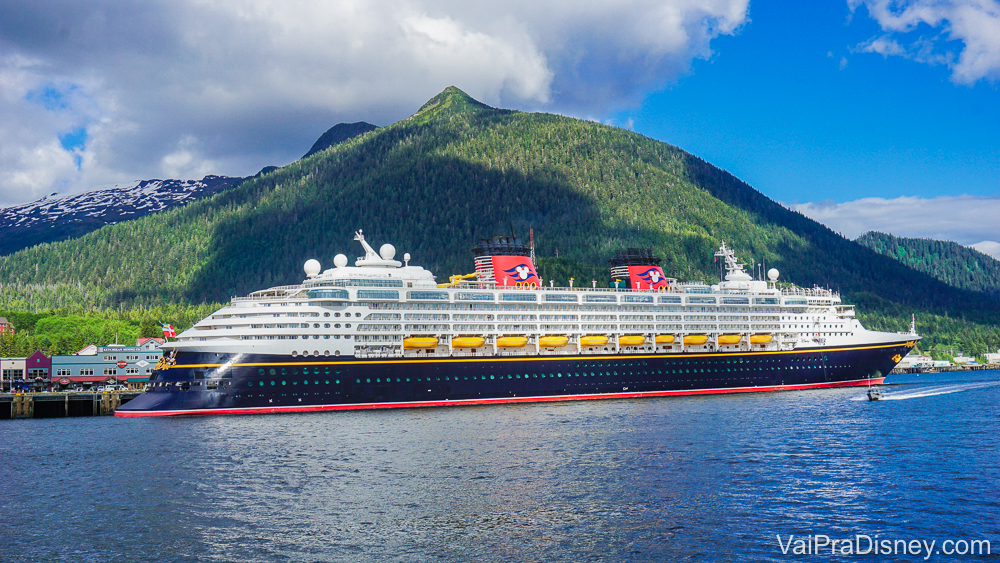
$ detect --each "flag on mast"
[160,322,177,338]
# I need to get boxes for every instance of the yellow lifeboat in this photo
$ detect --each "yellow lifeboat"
[452,336,486,348]
[403,337,439,349]
[683,334,709,345]
[654,334,675,344]
[618,335,646,347]
[750,333,773,345]
[538,335,569,348]
[580,335,609,347]
[718,334,742,345]
[496,336,528,348]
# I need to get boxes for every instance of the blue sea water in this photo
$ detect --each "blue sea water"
[2,370,998,562]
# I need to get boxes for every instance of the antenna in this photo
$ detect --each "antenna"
[530,228,535,266]
[509,222,516,240]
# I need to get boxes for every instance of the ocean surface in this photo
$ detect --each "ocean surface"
[2,370,998,562]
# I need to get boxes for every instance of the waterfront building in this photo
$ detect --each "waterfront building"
[896,353,933,369]
[1,357,23,392]
[51,339,164,390]
[1,351,50,392]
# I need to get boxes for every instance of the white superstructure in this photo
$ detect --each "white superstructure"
[167,232,914,358]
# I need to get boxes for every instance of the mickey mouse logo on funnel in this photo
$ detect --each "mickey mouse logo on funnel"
[628,266,669,290]
[492,256,539,288]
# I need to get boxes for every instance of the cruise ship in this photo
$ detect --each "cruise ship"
[116,231,918,417]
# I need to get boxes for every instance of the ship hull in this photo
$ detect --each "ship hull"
[116,340,913,417]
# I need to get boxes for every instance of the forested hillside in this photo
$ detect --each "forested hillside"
[857,231,1000,300]
[1,87,998,355]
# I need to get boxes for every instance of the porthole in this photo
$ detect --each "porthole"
[269,368,277,376]
[258,369,265,375]
[324,323,330,328]
[324,313,330,317]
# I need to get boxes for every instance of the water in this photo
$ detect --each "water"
[3,370,999,562]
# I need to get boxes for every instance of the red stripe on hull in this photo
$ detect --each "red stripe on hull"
[114,377,885,417]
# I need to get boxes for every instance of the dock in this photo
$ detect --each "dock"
[890,363,1000,375]
[0,391,140,420]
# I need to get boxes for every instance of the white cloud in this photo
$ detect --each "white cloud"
[0,0,749,207]
[849,0,1000,84]
[970,240,1000,259]
[789,195,1000,245]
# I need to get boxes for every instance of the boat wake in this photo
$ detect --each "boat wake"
[853,381,1000,401]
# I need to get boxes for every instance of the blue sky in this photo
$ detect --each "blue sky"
[617,0,1000,206]
[1,0,998,248]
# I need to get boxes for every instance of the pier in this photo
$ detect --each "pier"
[890,363,999,375]
[0,391,140,420]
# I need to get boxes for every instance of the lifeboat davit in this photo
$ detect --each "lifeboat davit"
[452,336,486,348]
[538,335,569,348]
[404,337,439,349]
[580,335,609,347]
[618,335,646,347]
[496,336,528,348]
[654,334,675,344]
[750,333,773,345]
[683,334,709,345]
[717,334,742,345]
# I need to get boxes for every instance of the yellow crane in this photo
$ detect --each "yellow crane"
[438,272,479,288]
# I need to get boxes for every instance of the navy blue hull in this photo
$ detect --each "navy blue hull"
[117,340,915,416]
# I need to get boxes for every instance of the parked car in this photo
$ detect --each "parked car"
[96,385,129,392]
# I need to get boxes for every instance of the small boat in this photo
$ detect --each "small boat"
[538,335,569,348]
[403,336,439,349]
[867,387,883,401]
[496,336,528,348]
[580,335,609,347]
[654,334,675,344]
[683,334,708,345]
[618,335,646,347]
[452,336,485,348]
[718,334,741,345]
[750,333,773,345]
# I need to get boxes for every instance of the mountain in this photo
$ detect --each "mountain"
[0,120,374,257]
[303,122,378,159]
[1,87,999,338]
[856,231,1000,300]
[0,175,243,256]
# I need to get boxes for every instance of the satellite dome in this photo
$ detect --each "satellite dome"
[767,268,779,281]
[303,259,321,278]
[334,254,349,268]
[379,244,396,260]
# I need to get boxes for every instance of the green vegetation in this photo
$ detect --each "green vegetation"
[1,86,998,353]
[857,231,1000,300]
[0,304,219,356]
